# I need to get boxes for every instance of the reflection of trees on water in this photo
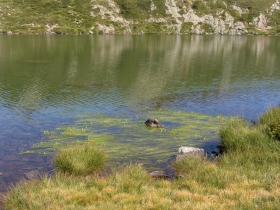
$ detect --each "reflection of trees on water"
[0,35,279,114]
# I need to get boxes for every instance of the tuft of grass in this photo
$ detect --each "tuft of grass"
[267,119,280,141]
[54,144,107,176]
[180,22,193,34]
[174,156,226,190]
[219,118,267,152]
[200,22,214,34]
[259,106,280,125]
[110,164,150,194]
[259,106,280,141]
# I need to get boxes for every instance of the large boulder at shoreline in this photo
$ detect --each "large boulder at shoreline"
[176,146,205,161]
[145,118,165,128]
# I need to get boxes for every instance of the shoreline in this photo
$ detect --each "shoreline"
[2,107,280,209]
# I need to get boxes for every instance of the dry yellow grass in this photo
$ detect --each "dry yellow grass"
[3,162,280,209]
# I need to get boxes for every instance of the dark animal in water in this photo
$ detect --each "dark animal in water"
[145,118,165,128]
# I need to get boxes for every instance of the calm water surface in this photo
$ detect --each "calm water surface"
[0,35,280,193]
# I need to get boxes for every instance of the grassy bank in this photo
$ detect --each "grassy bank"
[2,107,280,209]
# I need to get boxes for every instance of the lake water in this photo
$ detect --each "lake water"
[0,35,280,193]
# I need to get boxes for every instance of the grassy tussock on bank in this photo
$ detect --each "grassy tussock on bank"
[54,144,108,176]
[3,107,280,209]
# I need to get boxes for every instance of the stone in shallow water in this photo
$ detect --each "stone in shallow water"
[24,170,40,180]
[176,146,205,161]
[145,118,165,128]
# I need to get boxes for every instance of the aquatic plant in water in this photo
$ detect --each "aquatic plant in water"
[24,109,231,165]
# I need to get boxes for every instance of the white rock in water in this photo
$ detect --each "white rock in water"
[176,146,204,160]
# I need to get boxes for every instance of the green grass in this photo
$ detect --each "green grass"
[3,106,280,209]
[259,106,280,141]
[200,22,215,34]
[54,144,108,176]
[115,0,151,20]
[180,22,193,34]
[259,106,280,125]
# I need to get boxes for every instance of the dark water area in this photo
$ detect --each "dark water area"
[0,35,280,194]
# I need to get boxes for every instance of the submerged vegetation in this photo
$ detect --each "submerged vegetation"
[3,107,280,209]
[23,109,229,167]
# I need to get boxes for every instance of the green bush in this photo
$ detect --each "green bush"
[115,0,150,20]
[54,144,107,176]
[200,22,214,33]
[180,22,193,34]
[268,120,280,140]
[259,106,280,125]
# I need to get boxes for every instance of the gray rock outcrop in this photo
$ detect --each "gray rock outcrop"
[176,146,205,161]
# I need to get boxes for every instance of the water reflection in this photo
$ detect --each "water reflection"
[0,36,279,110]
[0,35,280,193]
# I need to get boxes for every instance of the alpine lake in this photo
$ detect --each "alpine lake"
[0,35,280,193]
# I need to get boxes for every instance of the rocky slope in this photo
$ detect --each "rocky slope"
[0,0,280,35]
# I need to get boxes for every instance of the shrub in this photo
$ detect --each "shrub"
[267,119,280,141]
[54,144,107,176]
[180,22,193,34]
[200,22,214,33]
[259,106,280,125]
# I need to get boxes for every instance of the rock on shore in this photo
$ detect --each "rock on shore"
[176,146,205,161]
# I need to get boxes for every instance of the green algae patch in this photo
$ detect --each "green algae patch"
[25,110,231,164]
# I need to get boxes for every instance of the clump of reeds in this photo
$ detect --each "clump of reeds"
[54,143,107,176]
